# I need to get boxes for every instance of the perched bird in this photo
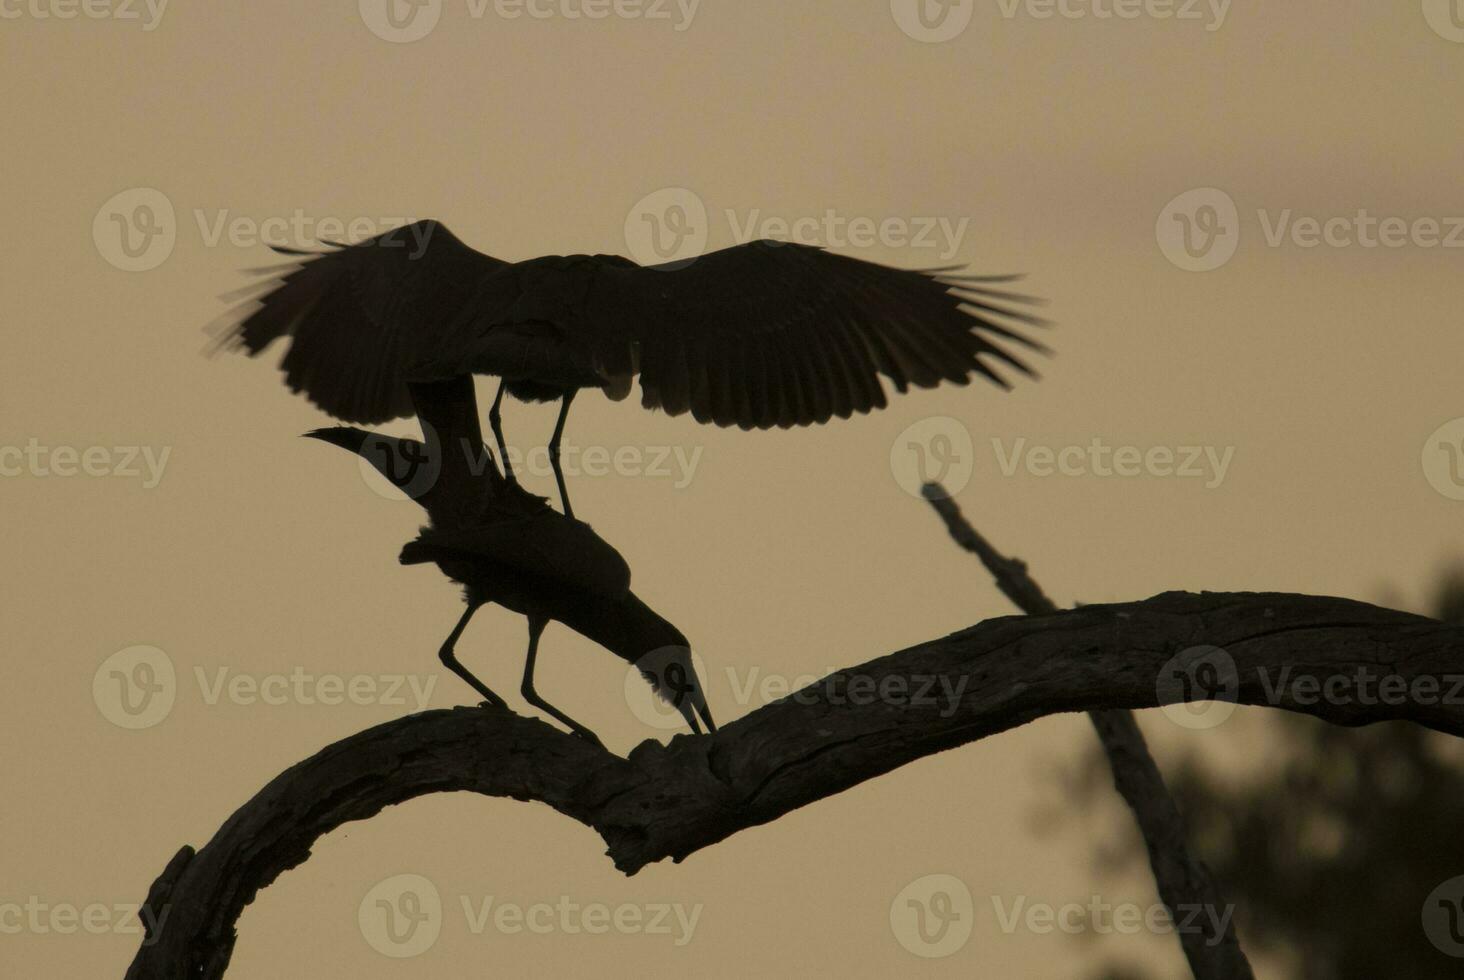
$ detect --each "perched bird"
[215,219,1048,517]
[305,381,715,744]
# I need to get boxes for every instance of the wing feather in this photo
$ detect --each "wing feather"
[585,240,1047,429]
[214,220,510,423]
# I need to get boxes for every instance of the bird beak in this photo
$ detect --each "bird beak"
[676,667,716,735]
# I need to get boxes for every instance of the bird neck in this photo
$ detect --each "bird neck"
[404,377,514,524]
[562,592,687,666]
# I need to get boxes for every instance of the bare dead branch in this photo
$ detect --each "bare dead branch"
[128,591,1463,978]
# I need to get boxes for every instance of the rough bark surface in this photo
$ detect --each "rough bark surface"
[127,591,1464,978]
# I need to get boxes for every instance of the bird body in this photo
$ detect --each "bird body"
[306,420,715,739]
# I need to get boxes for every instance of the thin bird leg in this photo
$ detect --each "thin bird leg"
[547,391,577,519]
[489,379,514,483]
[438,602,505,708]
[520,615,602,747]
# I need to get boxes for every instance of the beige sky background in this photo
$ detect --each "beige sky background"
[5,2,1464,976]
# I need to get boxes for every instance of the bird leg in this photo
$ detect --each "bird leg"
[548,391,576,519]
[520,615,602,747]
[489,379,514,483]
[437,602,505,709]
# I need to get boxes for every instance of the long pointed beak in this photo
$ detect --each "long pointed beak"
[677,693,716,735]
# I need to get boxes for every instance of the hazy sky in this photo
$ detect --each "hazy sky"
[6,2,1464,977]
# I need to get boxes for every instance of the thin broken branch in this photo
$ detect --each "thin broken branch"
[923,483,1252,980]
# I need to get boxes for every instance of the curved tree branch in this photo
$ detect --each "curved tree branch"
[128,591,1463,978]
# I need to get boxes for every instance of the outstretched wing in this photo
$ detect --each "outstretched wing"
[581,240,1050,430]
[212,220,510,424]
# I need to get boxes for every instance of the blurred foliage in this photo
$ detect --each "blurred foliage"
[1065,567,1464,980]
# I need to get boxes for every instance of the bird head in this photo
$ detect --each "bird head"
[634,641,716,735]
[304,426,436,499]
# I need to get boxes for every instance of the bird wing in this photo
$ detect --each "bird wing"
[577,240,1050,430]
[211,220,510,424]
[401,515,632,599]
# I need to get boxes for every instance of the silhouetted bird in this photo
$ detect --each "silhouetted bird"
[305,407,715,744]
[217,219,1048,517]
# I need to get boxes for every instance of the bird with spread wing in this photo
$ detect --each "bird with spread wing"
[215,219,1049,517]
